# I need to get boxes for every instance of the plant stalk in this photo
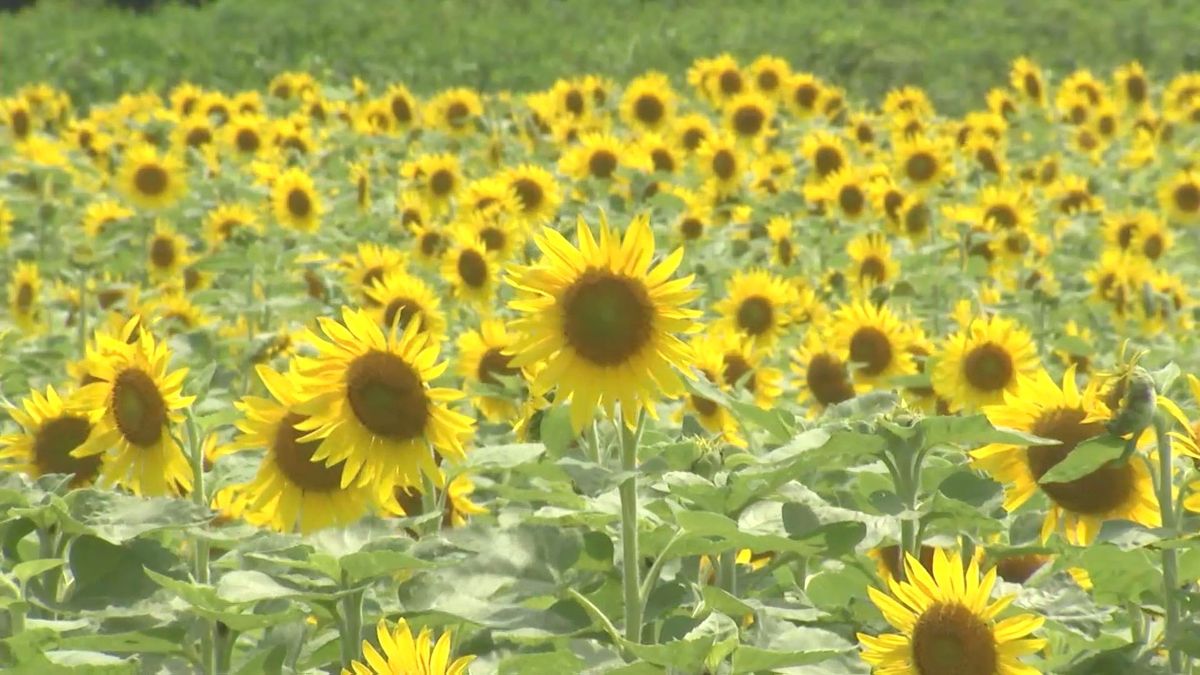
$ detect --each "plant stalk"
[618,409,645,644]
[186,415,215,675]
[338,585,366,666]
[1154,417,1183,673]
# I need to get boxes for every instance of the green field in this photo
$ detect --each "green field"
[4,0,1200,111]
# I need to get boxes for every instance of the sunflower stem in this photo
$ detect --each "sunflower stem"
[185,414,215,675]
[618,409,645,644]
[718,549,738,597]
[337,583,366,667]
[1154,415,1183,673]
[76,271,88,359]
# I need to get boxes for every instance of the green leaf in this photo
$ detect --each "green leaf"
[539,403,576,458]
[1037,434,1123,484]
[499,651,586,675]
[339,549,437,584]
[65,489,211,544]
[731,625,853,672]
[461,443,545,471]
[12,558,64,584]
[67,536,178,610]
[216,570,304,603]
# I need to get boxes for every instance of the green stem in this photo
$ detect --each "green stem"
[186,415,215,675]
[338,586,365,666]
[1129,602,1145,646]
[215,623,234,675]
[618,409,645,644]
[718,549,738,597]
[34,527,60,618]
[76,272,87,358]
[639,530,684,605]
[1154,417,1183,673]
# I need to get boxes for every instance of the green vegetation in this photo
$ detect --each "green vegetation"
[4,0,1200,111]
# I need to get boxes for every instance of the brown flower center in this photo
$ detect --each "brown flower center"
[513,177,544,213]
[838,184,865,216]
[33,415,98,486]
[736,296,774,336]
[911,602,998,675]
[588,149,618,179]
[849,327,893,376]
[133,164,169,197]
[905,153,937,183]
[1174,183,1200,214]
[345,351,429,440]
[712,149,737,181]
[561,270,654,366]
[456,250,488,289]
[111,368,168,447]
[814,146,842,178]
[150,236,177,269]
[15,282,33,311]
[962,343,1014,392]
[477,347,519,385]
[287,188,312,218]
[633,94,665,126]
[391,96,412,124]
[806,353,855,406]
[732,105,765,137]
[383,297,420,331]
[722,353,756,392]
[1028,407,1133,515]
[273,412,344,492]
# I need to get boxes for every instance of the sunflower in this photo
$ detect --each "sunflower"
[366,271,446,341]
[974,368,1160,544]
[620,72,676,132]
[785,72,826,118]
[502,164,561,225]
[292,308,474,492]
[1085,250,1148,321]
[1130,214,1171,262]
[224,365,373,533]
[5,97,35,141]
[695,132,744,196]
[457,319,525,422]
[338,242,408,305]
[965,135,1007,179]
[829,300,916,387]
[894,135,952,189]
[1010,56,1046,106]
[341,618,473,675]
[847,233,899,290]
[146,221,192,283]
[411,223,448,265]
[426,87,483,137]
[883,86,935,119]
[857,549,1046,675]
[748,55,791,98]
[171,114,216,153]
[0,385,99,487]
[460,177,519,219]
[799,130,849,183]
[441,236,499,308]
[349,161,372,212]
[682,330,783,446]
[454,209,523,261]
[723,92,774,143]
[1114,61,1150,109]
[713,270,797,348]
[272,167,322,233]
[9,261,41,333]
[1047,174,1102,216]
[673,113,714,154]
[149,293,210,335]
[117,143,186,210]
[792,326,859,414]
[202,202,262,248]
[71,318,194,497]
[559,132,630,182]
[505,213,700,432]
[933,315,1040,412]
[808,167,872,221]
[550,77,593,120]
[1160,169,1200,224]
[403,153,462,213]
[382,83,420,131]
[397,190,433,232]
[973,185,1034,232]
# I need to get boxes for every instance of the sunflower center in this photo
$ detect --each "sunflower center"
[430,169,455,196]
[794,84,818,109]
[1116,223,1137,249]
[513,178,544,212]
[1173,184,1200,213]
[883,190,904,219]
[634,95,665,126]
[565,90,585,115]
[690,393,720,418]
[905,202,931,235]
[680,217,703,240]
[391,96,412,123]
[985,205,1017,228]
[457,250,488,288]
[15,282,33,311]
[134,165,169,197]
[814,147,842,178]
[995,554,1048,584]
[420,231,443,257]
[682,128,705,151]
[962,342,1014,392]
[718,70,743,96]
[477,347,520,385]
[446,101,471,127]
[1127,76,1147,103]
[777,238,793,265]
[383,297,420,331]
[849,327,893,376]
[757,70,780,91]
[860,257,887,283]
[1028,408,1133,515]
[479,226,506,252]
[588,150,618,179]
[12,109,30,138]
[712,150,737,180]
[722,353,756,392]
[838,184,865,216]
[906,153,937,183]
[345,350,429,440]
[272,412,344,492]
[1143,234,1164,260]
[806,353,855,406]
[287,188,312,218]
[33,415,99,486]
[732,106,765,136]
[651,148,675,173]
[561,269,654,366]
[1023,73,1041,99]
[911,602,998,675]
[98,288,123,309]
[736,296,774,336]
[304,269,327,300]
[111,368,168,448]
[186,127,212,147]
[150,236,177,270]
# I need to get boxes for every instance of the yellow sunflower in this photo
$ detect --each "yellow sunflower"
[829,300,917,387]
[847,233,900,290]
[0,385,100,487]
[411,223,449,265]
[933,315,1040,412]
[723,92,775,143]
[461,176,520,219]
[441,236,500,308]
[807,167,872,221]
[974,368,1160,544]
[82,199,135,239]
[785,72,826,118]
[559,132,631,182]
[117,143,186,210]
[457,319,525,422]
[72,318,194,497]
[383,83,420,131]
[620,72,676,132]
[426,87,483,137]
[673,113,714,154]
[9,261,41,333]
[403,152,463,214]
[857,549,1046,675]
[713,270,797,348]
[202,202,262,249]
[148,293,210,335]
[397,190,433,232]
[1160,169,1200,224]
[272,167,322,233]
[682,331,783,447]
[695,131,745,196]
[502,164,562,225]
[1010,56,1047,107]
[454,209,524,261]
[366,270,447,341]
[292,308,474,491]
[338,242,408,306]
[224,365,373,533]
[505,212,701,432]
[341,618,473,675]
[800,130,849,183]
[146,221,192,283]
[894,135,953,190]
[1114,61,1150,109]
[223,113,267,158]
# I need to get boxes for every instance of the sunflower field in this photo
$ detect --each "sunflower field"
[10,9,1200,674]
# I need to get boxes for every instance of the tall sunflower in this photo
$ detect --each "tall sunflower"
[933,315,1040,412]
[72,318,195,497]
[0,385,100,486]
[857,549,1045,675]
[974,368,1160,544]
[829,300,917,387]
[292,308,474,491]
[272,167,322,233]
[505,213,701,432]
[559,132,631,182]
[341,618,473,675]
[457,319,525,422]
[713,270,797,348]
[225,365,373,533]
[117,143,186,210]
[365,270,446,341]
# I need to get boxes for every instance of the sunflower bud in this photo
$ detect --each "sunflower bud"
[1106,367,1157,437]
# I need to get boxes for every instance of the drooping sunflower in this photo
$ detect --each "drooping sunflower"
[829,300,917,387]
[148,293,211,335]
[292,308,474,491]
[974,368,1160,544]
[792,327,860,414]
[1048,174,1103,216]
[272,167,322,233]
[82,199,134,239]
[457,319,525,422]
[202,202,262,249]
[72,318,194,497]
[341,618,474,675]
[502,164,562,225]
[117,143,186,210]
[0,385,99,486]
[366,270,447,341]
[1160,169,1200,224]
[9,261,41,333]
[933,315,1040,412]
[441,236,500,308]
[713,270,797,348]
[847,233,900,290]
[1130,213,1172,262]
[894,135,953,189]
[857,549,1046,675]
[426,87,483,137]
[620,72,676,132]
[225,365,373,533]
[505,213,701,432]
[146,221,192,283]
[397,190,433,232]
[338,242,408,306]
